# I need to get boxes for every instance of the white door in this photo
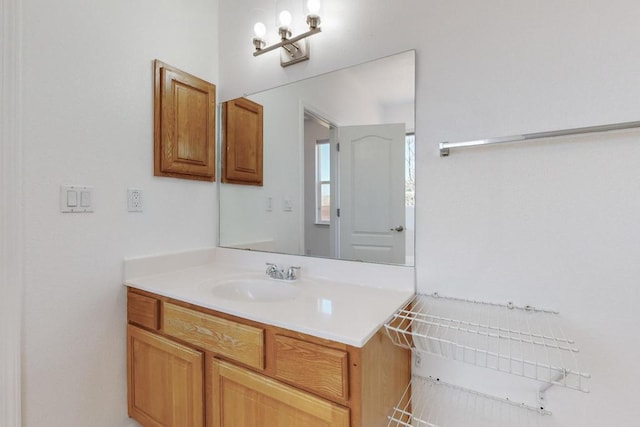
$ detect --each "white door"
[337,123,406,264]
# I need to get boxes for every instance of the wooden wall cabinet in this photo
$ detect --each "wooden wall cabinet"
[127,288,410,427]
[154,60,216,182]
[222,97,263,186]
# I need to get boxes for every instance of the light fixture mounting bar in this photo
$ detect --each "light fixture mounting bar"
[253,27,321,57]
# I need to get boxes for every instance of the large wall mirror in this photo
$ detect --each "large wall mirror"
[219,50,416,266]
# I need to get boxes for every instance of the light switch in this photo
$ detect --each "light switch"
[80,190,91,207]
[60,185,94,213]
[67,190,78,207]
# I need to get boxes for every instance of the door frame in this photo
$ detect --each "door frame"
[1,0,24,425]
[300,102,339,257]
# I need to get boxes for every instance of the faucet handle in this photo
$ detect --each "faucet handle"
[286,266,301,280]
[265,262,279,273]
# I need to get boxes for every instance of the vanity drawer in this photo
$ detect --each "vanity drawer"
[274,334,349,402]
[127,291,159,330]
[163,302,264,370]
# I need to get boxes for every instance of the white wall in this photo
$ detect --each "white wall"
[21,1,219,426]
[219,0,640,425]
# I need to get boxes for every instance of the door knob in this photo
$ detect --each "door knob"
[390,225,404,232]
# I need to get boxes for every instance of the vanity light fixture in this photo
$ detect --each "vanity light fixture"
[252,0,322,67]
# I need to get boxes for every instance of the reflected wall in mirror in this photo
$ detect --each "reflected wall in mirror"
[219,50,415,266]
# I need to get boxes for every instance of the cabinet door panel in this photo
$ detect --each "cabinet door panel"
[128,325,204,427]
[210,359,350,427]
[222,97,263,185]
[154,60,216,181]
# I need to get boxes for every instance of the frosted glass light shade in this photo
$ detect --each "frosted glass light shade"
[279,10,292,27]
[304,0,321,29]
[250,8,268,48]
[253,22,266,38]
[306,0,321,14]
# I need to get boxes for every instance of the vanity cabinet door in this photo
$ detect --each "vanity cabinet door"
[210,359,350,427]
[127,325,204,427]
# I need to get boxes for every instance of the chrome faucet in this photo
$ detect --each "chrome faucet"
[265,263,284,279]
[265,263,300,281]
[285,266,301,280]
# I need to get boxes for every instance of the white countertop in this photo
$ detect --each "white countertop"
[124,250,414,348]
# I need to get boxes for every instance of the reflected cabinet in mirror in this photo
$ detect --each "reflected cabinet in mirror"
[219,50,416,266]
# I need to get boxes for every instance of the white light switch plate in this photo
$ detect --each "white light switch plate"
[60,185,94,213]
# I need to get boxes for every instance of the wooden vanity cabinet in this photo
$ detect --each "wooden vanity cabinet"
[127,288,410,427]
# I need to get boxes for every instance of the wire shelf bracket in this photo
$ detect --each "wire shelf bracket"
[439,119,640,157]
[537,369,570,408]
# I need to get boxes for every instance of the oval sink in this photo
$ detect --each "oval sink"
[210,278,300,302]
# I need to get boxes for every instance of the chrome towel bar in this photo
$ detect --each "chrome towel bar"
[439,120,640,157]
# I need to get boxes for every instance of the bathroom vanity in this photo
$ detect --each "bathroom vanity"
[124,250,413,427]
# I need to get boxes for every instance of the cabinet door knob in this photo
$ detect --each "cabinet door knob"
[390,225,404,232]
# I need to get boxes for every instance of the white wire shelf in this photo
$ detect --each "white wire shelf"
[384,293,590,392]
[387,376,549,427]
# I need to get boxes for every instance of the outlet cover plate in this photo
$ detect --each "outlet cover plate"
[128,188,143,212]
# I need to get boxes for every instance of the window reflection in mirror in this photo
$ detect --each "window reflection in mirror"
[219,50,415,266]
[315,139,331,225]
